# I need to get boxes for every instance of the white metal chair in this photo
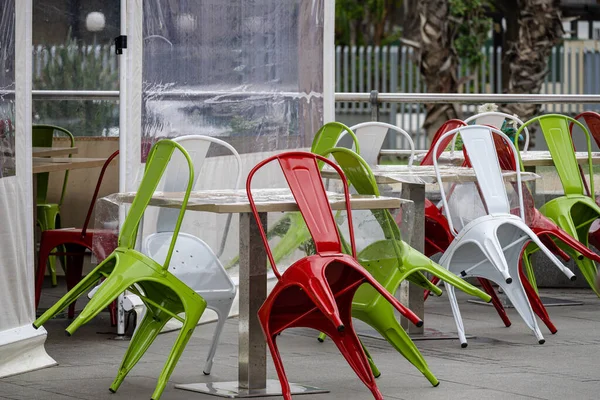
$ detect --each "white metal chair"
[337,121,415,166]
[142,135,241,375]
[463,111,530,151]
[433,125,574,347]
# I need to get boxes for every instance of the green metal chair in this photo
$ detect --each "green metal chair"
[316,147,492,386]
[33,125,76,286]
[515,114,600,296]
[266,122,361,263]
[33,139,207,400]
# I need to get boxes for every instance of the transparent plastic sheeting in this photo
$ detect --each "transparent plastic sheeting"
[140,0,324,159]
[92,169,414,322]
[0,0,56,378]
[0,0,15,178]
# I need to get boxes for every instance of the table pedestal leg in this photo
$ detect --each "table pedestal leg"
[399,183,425,334]
[176,212,328,398]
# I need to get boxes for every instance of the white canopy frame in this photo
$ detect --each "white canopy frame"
[0,0,56,378]
[117,0,334,333]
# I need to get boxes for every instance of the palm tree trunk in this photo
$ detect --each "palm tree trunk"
[502,0,563,146]
[416,0,460,142]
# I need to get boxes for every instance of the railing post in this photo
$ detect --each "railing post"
[370,90,380,122]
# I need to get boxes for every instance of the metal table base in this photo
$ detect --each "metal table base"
[175,380,329,398]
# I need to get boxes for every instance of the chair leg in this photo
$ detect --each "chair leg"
[360,341,381,379]
[360,302,438,386]
[65,260,128,335]
[33,257,114,329]
[264,330,292,400]
[151,304,204,400]
[501,279,545,344]
[521,248,538,293]
[110,306,171,394]
[405,245,490,302]
[302,276,344,331]
[203,300,233,375]
[37,214,58,287]
[573,257,600,297]
[423,276,441,301]
[35,234,54,309]
[329,324,383,399]
[477,278,511,327]
[64,244,87,319]
[520,268,557,334]
[444,284,468,347]
[109,301,118,327]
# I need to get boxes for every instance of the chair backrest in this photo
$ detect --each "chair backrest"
[311,122,360,157]
[571,111,600,197]
[246,151,357,280]
[572,111,600,147]
[419,119,467,166]
[320,147,402,242]
[464,111,530,151]
[516,114,594,197]
[156,135,242,257]
[81,150,120,235]
[32,124,75,205]
[340,122,415,166]
[432,125,525,236]
[118,139,194,271]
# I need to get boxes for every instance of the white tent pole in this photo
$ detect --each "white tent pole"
[323,0,335,123]
[115,0,129,337]
[119,0,128,194]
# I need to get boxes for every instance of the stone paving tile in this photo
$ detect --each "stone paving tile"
[3,287,600,399]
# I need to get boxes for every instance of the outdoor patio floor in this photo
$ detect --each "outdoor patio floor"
[3,281,600,399]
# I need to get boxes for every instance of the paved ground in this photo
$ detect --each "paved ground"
[3,282,600,400]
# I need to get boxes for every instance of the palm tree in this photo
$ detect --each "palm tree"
[411,0,461,139]
[501,0,563,140]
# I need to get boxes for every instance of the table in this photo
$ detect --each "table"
[33,157,107,174]
[408,150,600,167]
[32,146,78,157]
[322,165,539,335]
[113,188,405,398]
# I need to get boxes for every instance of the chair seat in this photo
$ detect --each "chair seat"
[42,228,118,261]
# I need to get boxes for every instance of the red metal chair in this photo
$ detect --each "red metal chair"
[417,120,466,258]
[35,150,119,321]
[247,151,422,400]
[571,111,600,250]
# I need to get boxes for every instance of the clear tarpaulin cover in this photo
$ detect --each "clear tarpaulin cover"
[0,1,15,178]
[0,0,56,378]
[140,0,324,159]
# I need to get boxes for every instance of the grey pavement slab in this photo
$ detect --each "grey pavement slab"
[4,282,600,399]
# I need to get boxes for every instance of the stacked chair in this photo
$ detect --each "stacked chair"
[515,114,600,295]
[422,114,600,333]
[35,150,119,321]
[140,135,239,376]
[246,150,424,400]
[431,125,574,346]
[33,125,76,287]
[317,146,492,384]
[34,139,208,400]
[571,111,600,250]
